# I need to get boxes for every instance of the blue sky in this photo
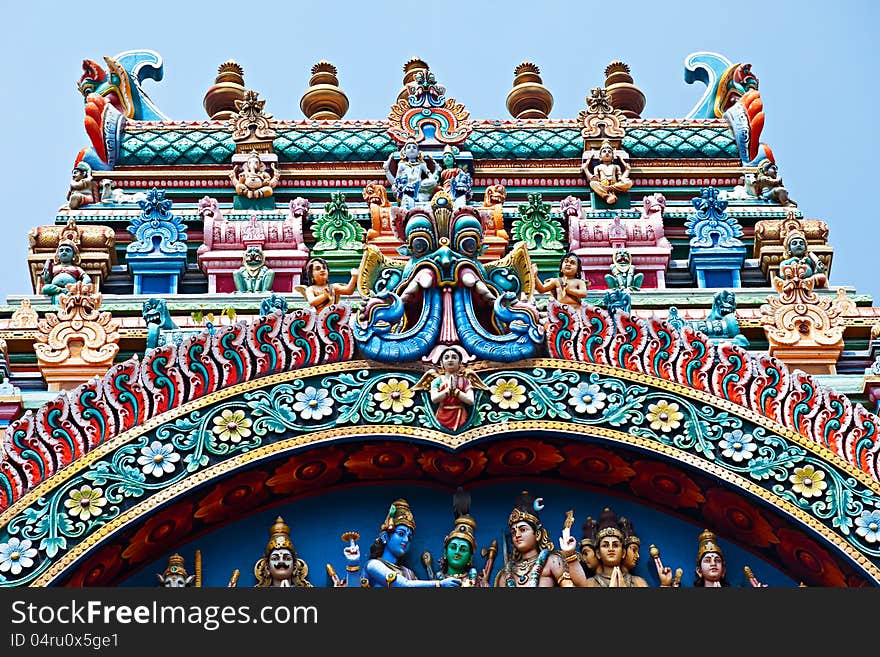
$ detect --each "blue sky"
[1,0,877,301]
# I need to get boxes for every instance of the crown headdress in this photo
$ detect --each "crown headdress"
[696,529,723,562]
[161,553,188,579]
[444,487,477,552]
[265,516,295,554]
[508,490,542,529]
[381,498,416,533]
[619,516,640,547]
[596,507,625,542]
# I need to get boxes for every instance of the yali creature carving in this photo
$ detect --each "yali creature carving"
[353,193,544,363]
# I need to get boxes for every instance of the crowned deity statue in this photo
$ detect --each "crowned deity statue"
[66,161,98,209]
[230,151,281,199]
[579,516,600,573]
[426,488,495,587]
[495,491,588,587]
[693,529,730,587]
[532,253,589,307]
[40,240,92,304]
[753,160,796,207]
[156,553,196,587]
[232,245,275,293]
[586,508,673,588]
[605,248,643,292]
[364,499,461,588]
[294,257,359,313]
[413,347,489,432]
[582,140,633,206]
[383,140,439,209]
[780,229,827,287]
[252,516,312,587]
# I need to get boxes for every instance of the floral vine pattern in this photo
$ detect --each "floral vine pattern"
[0,304,354,510]
[1,366,878,586]
[544,299,880,482]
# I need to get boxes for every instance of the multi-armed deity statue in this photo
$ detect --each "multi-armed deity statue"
[364,499,461,588]
[495,491,587,587]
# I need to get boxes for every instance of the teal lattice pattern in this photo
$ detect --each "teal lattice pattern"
[624,126,737,158]
[469,128,582,159]
[121,130,232,165]
[119,125,737,166]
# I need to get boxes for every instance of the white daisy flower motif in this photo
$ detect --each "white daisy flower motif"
[137,440,181,478]
[719,429,757,463]
[568,383,607,415]
[0,537,38,576]
[855,510,880,544]
[293,386,334,421]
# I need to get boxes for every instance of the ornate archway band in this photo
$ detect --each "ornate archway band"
[1,359,878,586]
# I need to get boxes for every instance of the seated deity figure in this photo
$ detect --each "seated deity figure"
[156,553,195,587]
[364,498,461,588]
[582,140,632,206]
[67,161,98,209]
[230,151,280,199]
[232,245,275,293]
[693,529,730,588]
[432,488,493,587]
[40,240,92,304]
[495,491,587,587]
[253,516,312,587]
[605,248,643,292]
[383,140,439,209]
[532,253,589,307]
[295,257,359,313]
[585,508,673,588]
[753,160,797,207]
[779,229,827,287]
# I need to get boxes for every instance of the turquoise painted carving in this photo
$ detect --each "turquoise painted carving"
[667,290,749,348]
[2,367,877,586]
[354,194,543,363]
[127,188,188,256]
[143,298,179,350]
[686,187,746,288]
[78,50,169,121]
[118,125,738,167]
[126,188,188,294]
[686,187,743,248]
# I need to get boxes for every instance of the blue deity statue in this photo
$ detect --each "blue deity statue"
[354,193,544,363]
[364,499,461,588]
